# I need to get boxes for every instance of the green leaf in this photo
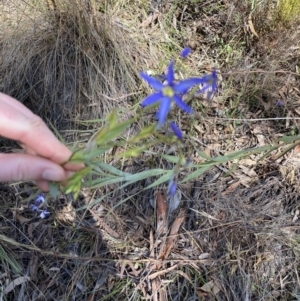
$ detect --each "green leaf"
[70,148,111,163]
[180,164,212,183]
[96,118,134,145]
[89,176,123,189]
[123,169,166,182]
[144,171,173,189]
[85,128,106,151]
[96,162,130,177]
[161,154,180,164]
[196,151,211,160]
[63,167,91,199]
[107,110,118,127]
[119,147,146,157]
[210,155,230,163]
[279,135,300,143]
[49,182,59,198]
[0,244,22,274]
[129,125,156,142]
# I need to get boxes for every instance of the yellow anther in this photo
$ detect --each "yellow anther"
[162,86,174,98]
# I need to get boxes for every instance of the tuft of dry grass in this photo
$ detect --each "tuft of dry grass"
[0,0,141,131]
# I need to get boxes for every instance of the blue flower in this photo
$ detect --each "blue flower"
[276,100,284,107]
[168,178,177,197]
[140,61,206,128]
[29,204,40,212]
[39,210,50,219]
[197,69,218,100]
[34,194,45,206]
[29,194,50,219]
[180,47,191,58]
[170,122,183,140]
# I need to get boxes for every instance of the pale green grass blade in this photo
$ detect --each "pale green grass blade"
[144,171,173,189]
[161,154,180,164]
[0,244,22,275]
[96,162,131,177]
[180,164,213,184]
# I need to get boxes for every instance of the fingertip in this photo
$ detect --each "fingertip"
[63,161,85,171]
[35,180,50,192]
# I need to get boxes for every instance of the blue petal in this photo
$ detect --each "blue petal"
[39,210,50,219]
[35,194,45,206]
[174,77,205,94]
[140,72,164,90]
[168,181,177,197]
[170,122,183,139]
[140,92,162,107]
[211,69,218,89]
[157,97,172,128]
[276,100,284,107]
[200,70,218,92]
[30,204,39,212]
[166,61,175,85]
[180,47,191,58]
[173,95,193,113]
[197,84,210,94]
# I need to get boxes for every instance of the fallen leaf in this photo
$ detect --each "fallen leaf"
[248,14,259,37]
[294,144,300,154]
[163,209,185,259]
[155,191,168,236]
[200,279,221,295]
[198,253,210,260]
[29,255,39,281]
[4,276,30,294]
[14,212,32,224]
[139,12,160,28]
[253,126,265,146]
[176,270,193,285]
[239,158,257,166]
[197,289,208,298]
[222,181,240,195]
[239,165,257,178]
[200,280,214,293]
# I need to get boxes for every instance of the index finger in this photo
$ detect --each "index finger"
[0,93,76,167]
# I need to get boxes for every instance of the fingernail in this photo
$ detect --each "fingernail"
[42,169,65,182]
[66,171,75,178]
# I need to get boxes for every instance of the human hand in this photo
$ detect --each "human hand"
[0,92,83,191]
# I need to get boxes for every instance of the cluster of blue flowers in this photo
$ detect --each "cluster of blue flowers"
[29,194,50,219]
[140,47,218,197]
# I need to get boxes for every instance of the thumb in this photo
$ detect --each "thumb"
[0,154,68,183]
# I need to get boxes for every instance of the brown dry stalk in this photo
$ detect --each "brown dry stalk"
[149,264,179,280]
[163,209,186,259]
[155,191,168,236]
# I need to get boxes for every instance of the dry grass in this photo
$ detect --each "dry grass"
[1,0,300,300]
[0,0,142,131]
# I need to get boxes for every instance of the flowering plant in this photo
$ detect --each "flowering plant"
[44,47,277,215]
[51,48,217,201]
